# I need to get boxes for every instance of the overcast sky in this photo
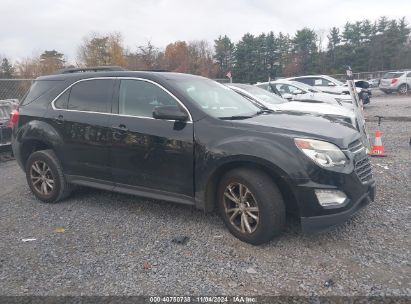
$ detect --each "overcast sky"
[1,0,410,63]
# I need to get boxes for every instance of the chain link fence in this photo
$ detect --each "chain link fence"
[0,79,33,101]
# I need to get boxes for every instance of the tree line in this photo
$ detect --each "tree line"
[1,16,410,83]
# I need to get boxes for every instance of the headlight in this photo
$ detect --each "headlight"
[294,138,348,167]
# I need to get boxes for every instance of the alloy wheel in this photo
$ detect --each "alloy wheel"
[223,182,259,234]
[30,160,55,196]
[399,85,407,94]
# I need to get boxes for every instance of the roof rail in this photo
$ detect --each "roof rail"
[53,66,126,74]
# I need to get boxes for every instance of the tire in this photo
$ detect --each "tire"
[25,149,71,203]
[217,168,285,245]
[398,84,408,95]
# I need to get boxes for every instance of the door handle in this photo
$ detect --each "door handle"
[54,115,64,124]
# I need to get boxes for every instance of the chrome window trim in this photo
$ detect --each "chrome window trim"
[50,76,193,122]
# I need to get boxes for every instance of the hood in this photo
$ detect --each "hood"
[232,111,359,148]
[292,92,352,104]
[276,102,354,120]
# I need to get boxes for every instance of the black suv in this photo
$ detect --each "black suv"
[11,69,375,244]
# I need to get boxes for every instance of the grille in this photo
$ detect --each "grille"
[355,156,373,183]
[348,139,365,154]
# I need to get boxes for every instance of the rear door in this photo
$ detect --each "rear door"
[311,77,342,94]
[50,78,115,180]
[109,78,194,197]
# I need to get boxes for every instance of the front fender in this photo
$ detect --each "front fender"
[193,130,310,210]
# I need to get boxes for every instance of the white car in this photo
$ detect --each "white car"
[255,80,354,111]
[227,83,358,129]
[286,75,361,94]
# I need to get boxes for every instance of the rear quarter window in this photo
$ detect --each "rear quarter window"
[20,80,61,106]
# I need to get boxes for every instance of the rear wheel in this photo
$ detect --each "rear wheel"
[218,168,285,245]
[25,149,71,203]
[398,84,408,95]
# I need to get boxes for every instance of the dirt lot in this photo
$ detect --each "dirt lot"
[0,94,410,296]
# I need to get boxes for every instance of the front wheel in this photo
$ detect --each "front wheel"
[218,168,285,245]
[25,149,71,203]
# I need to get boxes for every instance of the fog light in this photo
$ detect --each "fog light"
[315,189,347,207]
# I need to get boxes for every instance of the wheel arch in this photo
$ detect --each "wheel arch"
[201,157,299,215]
[14,120,64,169]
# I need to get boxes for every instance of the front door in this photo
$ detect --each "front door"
[109,79,194,197]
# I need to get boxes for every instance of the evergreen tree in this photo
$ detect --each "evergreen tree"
[213,35,234,78]
[0,58,15,78]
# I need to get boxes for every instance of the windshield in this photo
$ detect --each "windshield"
[173,78,261,118]
[230,84,286,104]
[382,72,404,79]
[289,81,320,93]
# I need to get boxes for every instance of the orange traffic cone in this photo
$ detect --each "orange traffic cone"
[370,130,386,157]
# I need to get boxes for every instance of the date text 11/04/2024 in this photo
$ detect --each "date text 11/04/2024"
[149,296,257,303]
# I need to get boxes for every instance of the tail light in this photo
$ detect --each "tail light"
[391,78,398,84]
[9,110,20,128]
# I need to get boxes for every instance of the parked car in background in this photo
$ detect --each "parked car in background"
[287,75,371,104]
[254,81,370,151]
[227,83,358,129]
[255,80,354,110]
[12,69,375,245]
[368,78,380,88]
[379,71,411,95]
[0,99,18,150]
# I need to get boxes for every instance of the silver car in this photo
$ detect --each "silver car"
[379,71,411,95]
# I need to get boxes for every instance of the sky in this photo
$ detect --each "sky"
[1,0,410,63]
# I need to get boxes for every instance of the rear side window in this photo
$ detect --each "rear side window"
[406,72,411,77]
[383,72,404,79]
[295,78,314,86]
[21,80,60,106]
[67,79,114,113]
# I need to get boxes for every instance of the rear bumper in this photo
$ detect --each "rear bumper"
[379,87,396,93]
[300,182,376,233]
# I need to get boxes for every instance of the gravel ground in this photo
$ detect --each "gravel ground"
[0,95,410,297]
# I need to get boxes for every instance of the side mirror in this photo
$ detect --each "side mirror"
[153,105,188,121]
[327,82,336,86]
[282,93,293,100]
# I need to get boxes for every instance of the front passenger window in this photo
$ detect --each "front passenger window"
[119,80,179,117]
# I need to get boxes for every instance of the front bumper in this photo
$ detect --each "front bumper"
[300,181,375,232]
[287,147,376,233]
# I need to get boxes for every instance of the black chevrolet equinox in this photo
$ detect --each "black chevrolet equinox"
[11,68,376,244]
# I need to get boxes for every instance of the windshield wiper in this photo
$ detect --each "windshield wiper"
[219,115,254,120]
